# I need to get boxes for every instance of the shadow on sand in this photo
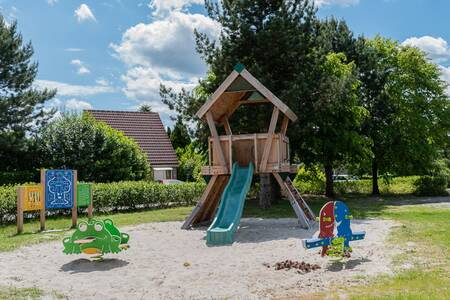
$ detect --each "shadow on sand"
[325,257,371,272]
[60,258,129,274]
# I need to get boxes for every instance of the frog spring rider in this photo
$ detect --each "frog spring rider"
[302,201,365,258]
[63,219,129,259]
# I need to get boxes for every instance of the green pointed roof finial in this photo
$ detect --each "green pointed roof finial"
[234,63,245,73]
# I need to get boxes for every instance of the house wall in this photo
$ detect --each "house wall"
[153,167,177,181]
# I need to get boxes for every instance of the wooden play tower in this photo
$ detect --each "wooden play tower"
[182,64,316,231]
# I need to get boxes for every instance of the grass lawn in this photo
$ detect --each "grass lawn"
[1,194,449,299]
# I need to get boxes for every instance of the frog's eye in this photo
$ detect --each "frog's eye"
[94,223,103,232]
[79,223,87,232]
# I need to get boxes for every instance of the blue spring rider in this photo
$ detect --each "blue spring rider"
[302,200,365,258]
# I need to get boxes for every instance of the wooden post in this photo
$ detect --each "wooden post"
[260,107,279,171]
[280,115,289,135]
[228,135,233,171]
[88,184,93,219]
[206,112,228,172]
[40,169,46,231]
[224,118,232,135]
[72,170,78,228]
[253,134,258,173]
[17,187,24,234]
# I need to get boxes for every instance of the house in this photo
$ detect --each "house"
[85,109,178,180]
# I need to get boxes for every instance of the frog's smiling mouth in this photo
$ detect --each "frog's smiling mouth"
[74,236,103,244]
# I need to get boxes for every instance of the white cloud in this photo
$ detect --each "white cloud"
[149,0,203,17]
[74,4,96,23]
[47,0,58,6]
[65,48,84,52]
[112,12,219,76]
[96,78,109,86]
[65,98,93,110]
[402,36,450,63]
[112,10,219,103]
[36,80,116,97]
[314,0,360,7]
[121,66,196,102]
[439,65,450,95]
[70,59,91,75]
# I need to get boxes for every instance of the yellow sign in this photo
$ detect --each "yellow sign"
[22,185,43,212]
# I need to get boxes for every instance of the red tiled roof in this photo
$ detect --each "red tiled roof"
[85,110,178,167]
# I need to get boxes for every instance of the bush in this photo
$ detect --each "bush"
[293,166,326,194]
[0,171,38,185]
[413,176,448,196]
[176,144,206,182]
[37,114,151,182]
[0,181,206,224]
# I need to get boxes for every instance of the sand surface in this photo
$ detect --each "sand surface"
[0,218,397,299]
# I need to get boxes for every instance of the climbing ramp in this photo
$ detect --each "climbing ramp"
[206,162,254,245]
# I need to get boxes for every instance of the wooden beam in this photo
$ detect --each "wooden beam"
[223,118,232,135]
[196,71,240,119]
[238,99,270,105]
[206,112,228,171]
[260,107,279,171]
[280,115,289,135]
[240,69,298,122]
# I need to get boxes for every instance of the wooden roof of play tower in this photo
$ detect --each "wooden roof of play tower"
[196,64,298,123]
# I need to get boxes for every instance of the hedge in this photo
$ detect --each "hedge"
[414,176,449,196]
[0,181,206,224]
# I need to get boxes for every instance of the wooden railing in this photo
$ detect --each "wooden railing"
[201,133,296,175]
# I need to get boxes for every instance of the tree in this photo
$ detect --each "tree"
[307,52,368,197]
[0,16,56,172]
[169,116,191,150]
[357,37,450,194]
[37,114,151,182]
[138,104,153,112]
[176,144,207,182]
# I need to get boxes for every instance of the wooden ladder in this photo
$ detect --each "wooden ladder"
[283,177,316,229]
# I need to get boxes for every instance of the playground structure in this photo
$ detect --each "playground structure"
[182,64,316,244]
[63,218,129,259]
[16,169,93,234]
[302,201,365,258]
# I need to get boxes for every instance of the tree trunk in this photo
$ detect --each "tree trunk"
[259,173,272,209]
[324,164,335,198]
[270,174,281,204]
[372,160,380,195]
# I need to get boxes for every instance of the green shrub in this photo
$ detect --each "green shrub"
[0,181,206,224]
[176,144,206,182]
[413,176,448,196]
[0,171,38,185]
[37,114,151,182]
[293,166,326,194]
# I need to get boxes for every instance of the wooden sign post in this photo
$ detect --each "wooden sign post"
[17,169,88,234]
[16,184,44,234]
[77,182,93,218]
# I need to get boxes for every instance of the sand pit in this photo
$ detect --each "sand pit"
[0,218,397,299]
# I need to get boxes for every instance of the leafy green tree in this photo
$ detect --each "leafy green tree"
[176,144,207,182]
[37,114,151,182]
[357,37,450,194]
[0,17,56,172]
[309,52,368,197]
[169,116,191,150]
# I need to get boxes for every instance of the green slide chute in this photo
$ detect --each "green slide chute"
[207,162,254,245]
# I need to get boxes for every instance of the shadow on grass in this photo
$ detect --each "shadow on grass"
[60,258,129,274]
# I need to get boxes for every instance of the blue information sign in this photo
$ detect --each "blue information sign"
[45,169,75,209]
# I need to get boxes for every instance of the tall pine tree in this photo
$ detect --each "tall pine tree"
[0,17,56,171]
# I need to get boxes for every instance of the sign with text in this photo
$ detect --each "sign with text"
[22,185,43,212]
[77,183,92,207]
[45,169,75,209]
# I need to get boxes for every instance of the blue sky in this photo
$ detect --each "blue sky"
[1,0,449,127]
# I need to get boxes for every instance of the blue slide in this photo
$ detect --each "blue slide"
[206,162,254,245]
